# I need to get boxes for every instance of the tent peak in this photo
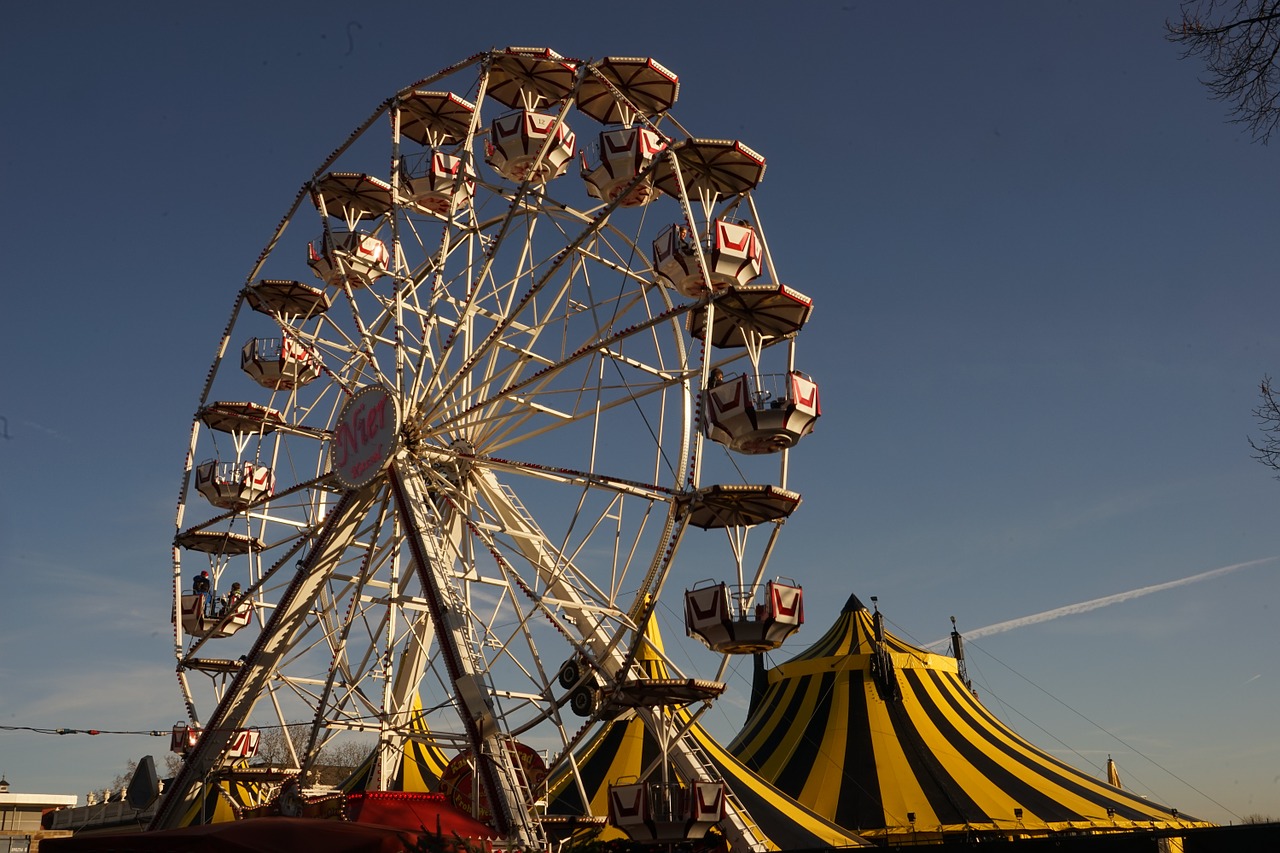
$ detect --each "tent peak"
[843,593,868,613]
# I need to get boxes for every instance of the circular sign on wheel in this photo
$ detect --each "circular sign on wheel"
[439,742,548,822]
[330,385,400,489]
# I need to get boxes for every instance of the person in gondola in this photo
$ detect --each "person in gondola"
[193,571,211,616]
[220,582,242,617]
[678,224,694,253]
[701,369,725,436]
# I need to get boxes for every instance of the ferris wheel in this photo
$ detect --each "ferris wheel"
[157,49,820,849]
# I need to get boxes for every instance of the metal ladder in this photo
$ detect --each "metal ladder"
[492,734,548,850]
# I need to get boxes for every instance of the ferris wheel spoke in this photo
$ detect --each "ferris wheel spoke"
[433,312,692,453]
[470,468,642,637]
[476,453,674,505]
[426,217,535,400]
[426,210,649,424]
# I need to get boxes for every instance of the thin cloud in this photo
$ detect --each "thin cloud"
[19,418,70,441]
[931,557,1279,647]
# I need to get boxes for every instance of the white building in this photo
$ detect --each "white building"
[0,777,76,852]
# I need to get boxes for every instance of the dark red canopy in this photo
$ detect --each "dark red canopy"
[346,792,497,841]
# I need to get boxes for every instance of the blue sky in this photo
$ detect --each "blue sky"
[1,0,1278,826]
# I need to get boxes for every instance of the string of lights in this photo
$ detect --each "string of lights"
[0,725,170,737]
[0,712,410,737]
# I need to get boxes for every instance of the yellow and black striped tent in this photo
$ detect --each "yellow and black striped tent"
[174,775,264,825]
[544,615,867,849]
[341,692,451,794]
[728,593,1213,841]
[543,708,865,849]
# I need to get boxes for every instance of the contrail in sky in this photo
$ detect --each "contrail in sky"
[934,556,1279,647]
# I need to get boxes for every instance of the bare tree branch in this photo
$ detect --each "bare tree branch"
[252,722,371,787]
[1168,0,1280,143]
[1248,375,1280,474]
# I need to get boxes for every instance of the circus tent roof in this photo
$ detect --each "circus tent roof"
[543,615,868,849]
[341,693,450,795]
[543,708,865,849]
[727,593,1212,840]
